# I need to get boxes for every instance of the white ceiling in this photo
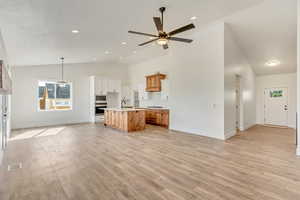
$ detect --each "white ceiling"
[0,0,296,75]
[225,0,297,75]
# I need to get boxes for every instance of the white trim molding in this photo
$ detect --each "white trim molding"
[297,146,300,156]
[224,129,237,140]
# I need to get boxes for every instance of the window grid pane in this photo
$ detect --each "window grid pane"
[38,81,72,111]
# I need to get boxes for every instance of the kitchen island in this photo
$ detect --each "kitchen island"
[104,108,146,132]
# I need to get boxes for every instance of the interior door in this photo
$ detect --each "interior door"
[264,88,288,126]
[0,95,2,150]
[0,95,8,150]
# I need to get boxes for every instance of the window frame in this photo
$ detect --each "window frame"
[37,80,73,112]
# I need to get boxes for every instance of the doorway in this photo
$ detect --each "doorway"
[0,95,9,153]
[264,87,288,127]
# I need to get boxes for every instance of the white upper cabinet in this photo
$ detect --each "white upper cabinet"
[92,77,121,95]
[95,78,108,95]
[94,78,101,95]
[114,80,121,93]
[161,79,170,100]
[108,80,121,93]
[101,79,108,95]
[108,80,114,93]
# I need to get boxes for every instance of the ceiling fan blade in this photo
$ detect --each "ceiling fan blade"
[153,17,163,32]
[139,38,159,46]
[168,37,193,43]
[128,31,158,37]
[168,23,195,36]
[163,44,168,49]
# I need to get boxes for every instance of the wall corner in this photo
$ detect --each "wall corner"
[297,145,300,156]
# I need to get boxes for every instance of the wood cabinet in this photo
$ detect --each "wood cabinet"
[104,109,146,132]
[145,109,169,128]
[146,73,166,92]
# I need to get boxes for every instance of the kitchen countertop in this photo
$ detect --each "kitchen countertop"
[138,107,170,110]
[104,108,146,112]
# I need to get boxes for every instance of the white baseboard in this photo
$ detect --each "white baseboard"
[169,126,225,140]
[224,129,236,140]
[12,121,91,131]
[297,146,300,156]
[240,123,256,131]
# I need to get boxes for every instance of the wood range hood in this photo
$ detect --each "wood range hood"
[145,73,166,92]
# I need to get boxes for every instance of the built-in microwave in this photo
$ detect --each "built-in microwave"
[95,95,107,102]
[95,95,107,115]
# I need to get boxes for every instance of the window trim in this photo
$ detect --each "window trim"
[37,80,73,112]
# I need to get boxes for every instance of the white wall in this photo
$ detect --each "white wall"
[297,0,300,156]
[0,30,10,165]
[129,22,226,140]
[256,73,297,128]
[224,24,256,138]
[11,63,128,129]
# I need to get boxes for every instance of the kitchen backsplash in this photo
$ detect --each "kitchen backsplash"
[140,92,169,108]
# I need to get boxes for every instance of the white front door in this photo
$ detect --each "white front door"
[264,87,288,126]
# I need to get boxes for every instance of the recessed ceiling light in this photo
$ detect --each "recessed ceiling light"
[190,16,197,20]
[121,42,127,45]
[133,51,137,54]
[120,56,123,60]
[72,30,79,34]
[105,51,110,54]
[265,59,281,67]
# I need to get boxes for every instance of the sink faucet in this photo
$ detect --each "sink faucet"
[121,97,126,108]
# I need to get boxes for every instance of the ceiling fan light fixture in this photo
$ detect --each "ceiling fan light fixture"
[157,38,168,46]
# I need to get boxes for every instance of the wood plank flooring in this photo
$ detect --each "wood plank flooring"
[0,124,300,200]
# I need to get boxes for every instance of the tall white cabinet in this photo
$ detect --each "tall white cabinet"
[90,76,122,123]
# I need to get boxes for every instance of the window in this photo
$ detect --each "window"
[270,90,283,98]
[38,81,72,111]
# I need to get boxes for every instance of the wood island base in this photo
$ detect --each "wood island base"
[104,109,146,132]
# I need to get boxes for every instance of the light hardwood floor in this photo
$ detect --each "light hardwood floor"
[0,124,300,200]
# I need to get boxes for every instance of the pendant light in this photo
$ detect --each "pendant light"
[58,57,67,86]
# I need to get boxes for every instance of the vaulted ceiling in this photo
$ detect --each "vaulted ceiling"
[0,0,296,75]
[225,0,297,75]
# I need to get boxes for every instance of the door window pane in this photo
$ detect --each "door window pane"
[270,90,283,98]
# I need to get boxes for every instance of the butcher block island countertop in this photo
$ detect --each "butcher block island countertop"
[104,108,146,132]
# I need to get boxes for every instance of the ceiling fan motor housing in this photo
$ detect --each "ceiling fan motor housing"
[159,7,166,13]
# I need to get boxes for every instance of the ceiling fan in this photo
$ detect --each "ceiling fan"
[128,7,195,49]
